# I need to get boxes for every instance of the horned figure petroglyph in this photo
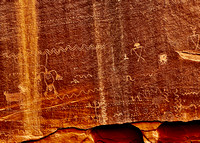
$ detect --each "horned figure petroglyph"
[37,54,63,98]
[37,65,63,97]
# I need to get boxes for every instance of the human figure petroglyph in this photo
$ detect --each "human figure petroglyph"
[37,54,63,99]
[188,26,200,50]
[86,101,103,121]
[130,42,146,62]
[37,66,62,96]
[123,54,129,60]
[93,101,101,120]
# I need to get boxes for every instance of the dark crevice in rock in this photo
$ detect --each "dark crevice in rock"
[91,123,144,143]
[157,120,200,142]
[22,121,200,143]
[21,129,58,143]
[22,123,144,143]
[22,127,88,143]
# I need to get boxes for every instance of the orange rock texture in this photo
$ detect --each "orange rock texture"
[1,0,200,142]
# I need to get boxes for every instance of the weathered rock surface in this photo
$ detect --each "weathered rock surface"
[23,121,200,143]
[1,0,200,142]
[23,128,93,143]
[157,121,200,143]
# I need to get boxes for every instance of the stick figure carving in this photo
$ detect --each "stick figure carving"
[37,54,63,98]
[130,42,146,62]
[123,54,129,60]
[188,27,200,50]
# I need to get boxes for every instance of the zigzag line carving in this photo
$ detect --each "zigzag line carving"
[74,74,93,79]
[38,44,105,55]
[2,44,105,59]
[2,53,18,59]
[61,88,102,100]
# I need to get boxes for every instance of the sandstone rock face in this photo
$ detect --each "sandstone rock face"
[24,128,93,143]
[1,0,200,142]
[157,121,200,142]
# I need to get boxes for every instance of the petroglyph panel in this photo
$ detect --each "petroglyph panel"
[1,0,200,142]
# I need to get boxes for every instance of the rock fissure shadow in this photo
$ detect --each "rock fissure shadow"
[22,121,200,143]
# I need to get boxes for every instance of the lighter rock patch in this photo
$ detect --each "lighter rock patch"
[159,54,168,65]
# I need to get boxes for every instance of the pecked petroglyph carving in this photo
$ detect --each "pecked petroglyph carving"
[37,65,63,97]
[38,44,105,55]
[92,101,102,121]
[74,74,93,79]
[4,84,27,110]
[123,54,129,60]
[126,75,135,82]
[4,91,22,104]
[130,42,146,62]
[70,74,92,84]
[188,26,200,50]
[37,54,63,98]
[2,44,105,61]
[70,79,80,84]
[174,91,199,118]
[159,53,168,65]
[64,88,102,99]
[2,1,200,142]
[176,27,200,61]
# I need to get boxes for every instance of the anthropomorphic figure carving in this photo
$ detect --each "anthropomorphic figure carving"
[188,27,200,50]
[37,53,63,98]
[37,66,62,97]
[130,43,146,62]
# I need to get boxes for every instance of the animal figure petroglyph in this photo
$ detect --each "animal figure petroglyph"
[4,84,27,110]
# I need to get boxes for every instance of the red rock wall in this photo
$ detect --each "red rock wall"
[23,121,200,143]
[1,0,200,142]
